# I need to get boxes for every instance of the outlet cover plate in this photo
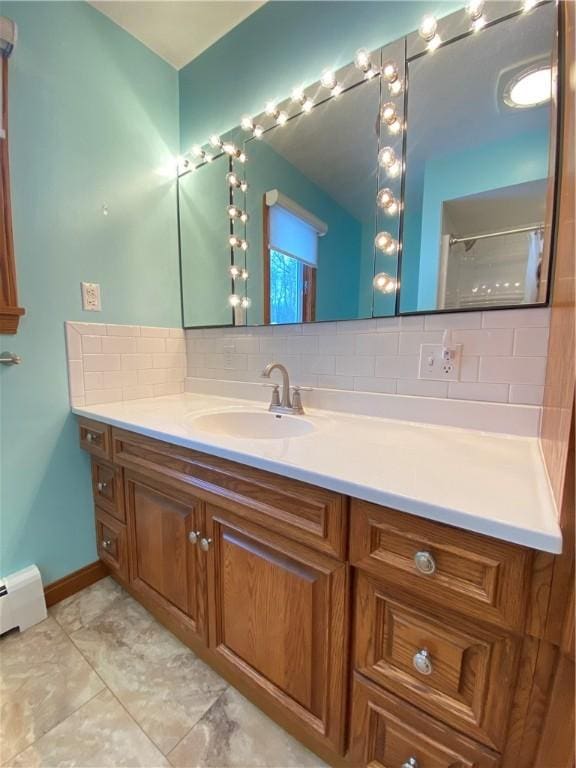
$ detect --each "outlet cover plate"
[81,282,101,311]
[419,343,462,381]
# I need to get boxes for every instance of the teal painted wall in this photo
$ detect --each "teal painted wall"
[0,1,180,583]
[401,129,550,312]
[179,1,463,151]
[244,140,362,324]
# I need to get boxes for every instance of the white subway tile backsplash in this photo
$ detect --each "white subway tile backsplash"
[107,324,141,337]
[448,381,510,403]
[425,312,482,330]
[153,353,186,369]
[102,336,138,355]
[65,322,186,407]
[84,354,121,372]
[479,355,547,385]
[81,335,103,354]
[513,326,549,356]
[399,315,425,330]
[300,354,336,375]
[355,333,399,355]
[375,355,419,379]
[460,356,480,382]
[287,335,319,354]
[353,377,396,394]
[335,355,375,377]
[482,307,550,328]
[121,354,153,370]
[451,329,514,356]
[397,380,449,398]
[136,337,166,354]
[316,374,356,390]
[398,331,443,355]
[509,384,545,405]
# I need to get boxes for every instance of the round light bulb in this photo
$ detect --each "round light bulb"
[253,124,264,139]
[237,151,247,163]
[240,240,249,251]
[382,61,398,83]
[388,118,402,135]
[466,0,485,20]
[240,180,248,192]
[240,296,252,309]
[291,86,305,102]
[228,294,241,307]
[240,211,249,223]
[381,102,397,125]
[276,111,288,126]
[241,269,249,280]
[191,145,204,158]
[427,34,441,52]
[374,232,398,254]
[376,188,394,209]
[355,48,370,71]
[228,205,239,218]
[229,235,240,247]
[364,67,378,81]
[372,272,398,294]
[389,79,403,96]
[223,142,236,155]
[229,265,241,278]
[302,98,314,113]
[209,134,222,148]
[419,15,438,41]
[205,153,213,163]
[321,69,337,89]
[226,172,239,187]
[386,159,402,179]
[240,115,254,131]
[378,147,397,169]
[331,84,343,98]
[265,101,277,116]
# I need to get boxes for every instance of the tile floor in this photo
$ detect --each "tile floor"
[0,577,326,768]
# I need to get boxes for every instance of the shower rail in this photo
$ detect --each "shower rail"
[449,223,544,246]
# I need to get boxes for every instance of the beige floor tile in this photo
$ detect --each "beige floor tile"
[69,594,226,755]
[0,616,104,765]
[168,688,326,768]
[50,576,125,634]
[8,688,169,767]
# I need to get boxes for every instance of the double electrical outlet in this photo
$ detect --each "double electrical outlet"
[419,341,462,381]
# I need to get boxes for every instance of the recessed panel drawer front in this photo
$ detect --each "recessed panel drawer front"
[78,417,112,460]
[350,500,531,630]
[95,507,128,581]
[348,674,500,768]
[112,427,347,558]
[91,459,124,522]
[354,572,519,749]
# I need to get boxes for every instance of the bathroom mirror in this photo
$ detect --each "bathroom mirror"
[180,154,233,327]
[243,74,384,326]
[398,2,558,314]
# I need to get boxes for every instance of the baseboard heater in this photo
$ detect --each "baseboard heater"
[0,564,47,635]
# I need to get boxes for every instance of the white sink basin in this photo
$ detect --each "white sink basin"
[191,410,315,439]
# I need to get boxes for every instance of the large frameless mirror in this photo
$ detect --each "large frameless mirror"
[398,1,558,314]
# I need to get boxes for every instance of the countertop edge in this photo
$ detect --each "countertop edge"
[72,403,563,555]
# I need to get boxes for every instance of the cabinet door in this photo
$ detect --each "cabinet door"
[205,504,348,753]
[125,470,205,640]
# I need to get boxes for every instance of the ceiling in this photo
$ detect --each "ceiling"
[89,1,265,69]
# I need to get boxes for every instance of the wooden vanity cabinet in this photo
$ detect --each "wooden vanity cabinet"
[78,417,572,768]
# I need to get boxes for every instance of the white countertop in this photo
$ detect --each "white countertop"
[73,393,562,554]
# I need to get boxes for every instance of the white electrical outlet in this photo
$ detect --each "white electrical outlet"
[81,282,101,311]
[419,343,462,381]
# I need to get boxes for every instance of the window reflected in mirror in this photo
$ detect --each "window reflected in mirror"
[399,2,557,314]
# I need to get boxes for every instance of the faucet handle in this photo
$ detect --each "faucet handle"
[291,385,311,414]
[262,383,281,407]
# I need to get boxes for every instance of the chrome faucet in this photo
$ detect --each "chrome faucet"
[261,362,305,415]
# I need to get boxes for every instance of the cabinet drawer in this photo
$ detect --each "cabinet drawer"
[112,427,347,559]
[350,500,531,630]
[348,674,500,768]
[78,417,112,460]
[354,572,519,749]
[91,459,124,522]
[95,507,128,581]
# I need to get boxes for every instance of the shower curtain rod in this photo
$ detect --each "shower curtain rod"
[449,223,544,246]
